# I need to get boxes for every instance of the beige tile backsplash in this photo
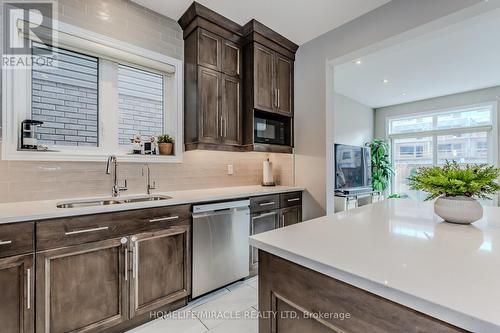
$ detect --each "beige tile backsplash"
[0,150,294,203]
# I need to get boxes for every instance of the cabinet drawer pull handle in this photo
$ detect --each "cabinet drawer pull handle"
[26,268,31,310]
[65,226,109,235]
[253,211,278,220]
[287,198,300,202]
[259,202,275,206]
[149,216,179,223]
[0,240,12,246]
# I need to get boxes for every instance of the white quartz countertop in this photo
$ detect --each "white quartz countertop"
[249,199,500,333]
[0,185,304,224]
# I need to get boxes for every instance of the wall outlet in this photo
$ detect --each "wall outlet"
[227,164,234,175]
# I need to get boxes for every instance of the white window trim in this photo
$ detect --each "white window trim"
[385,101,499,195]
[2,19,184,163]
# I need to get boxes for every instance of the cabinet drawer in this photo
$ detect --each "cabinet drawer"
[280,191,302,208]
[250,194,280,213]
[36,205,191,251]
[0,222,34,258]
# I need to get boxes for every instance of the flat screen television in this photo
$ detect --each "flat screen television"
[334,144,372,194]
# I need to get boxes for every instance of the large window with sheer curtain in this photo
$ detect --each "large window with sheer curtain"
[387,103,497,200]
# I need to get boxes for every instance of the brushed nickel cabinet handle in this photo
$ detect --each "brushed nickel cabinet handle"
[287,198,300,202]
[277,89,280,108]
[26,268,31,310]
[149,216,179,223]
[65,226,109,235]
[121,237,128,281]
[253,211,278,220]
[259,202,275,206]
[131,236,138,279]
[0,240,12,246]
[282,213,285,228]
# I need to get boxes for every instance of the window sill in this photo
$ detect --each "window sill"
[2,148,183,163]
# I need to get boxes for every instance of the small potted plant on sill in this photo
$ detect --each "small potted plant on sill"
[408,160,500,224]
[157,134,174,155]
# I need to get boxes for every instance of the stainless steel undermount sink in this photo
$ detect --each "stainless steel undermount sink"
[56,195,172,208]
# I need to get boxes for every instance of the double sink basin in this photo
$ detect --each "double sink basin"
[56,195,172,208]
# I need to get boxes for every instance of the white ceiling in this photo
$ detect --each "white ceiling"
[132,0,390,45]
[334,9,500,109]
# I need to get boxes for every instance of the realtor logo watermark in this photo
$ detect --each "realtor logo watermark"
[2,1,57,68]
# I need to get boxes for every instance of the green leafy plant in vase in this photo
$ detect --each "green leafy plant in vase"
[408,160,500,224]
[368,139,394,192]
[157,134,174,155]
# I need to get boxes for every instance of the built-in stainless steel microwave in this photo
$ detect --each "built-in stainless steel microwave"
[254,116,287,145]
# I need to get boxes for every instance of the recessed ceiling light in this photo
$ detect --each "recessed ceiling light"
[355,59,362,65]
[402,92,407,96]
[382,79,389,84]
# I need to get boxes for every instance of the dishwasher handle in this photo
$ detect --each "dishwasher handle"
[193,199,250,214]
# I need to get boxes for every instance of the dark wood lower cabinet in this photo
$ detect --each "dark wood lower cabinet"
[259,251,466,333]
[36,238,129,333]
[129,226,191,318]
[0,254,34,333]
[280,206,302,227]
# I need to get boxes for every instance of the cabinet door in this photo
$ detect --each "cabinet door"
[250,211,279,266]
[221,75,241,145]
[129,226,190,318]
[221,40,241,77]
[198,67,222,144]
[198,29,220,71]
[254,45,275,112]
[0,254,33,333]
[36,238,128,333]
[275,54,293,114]
[280,206,302,227]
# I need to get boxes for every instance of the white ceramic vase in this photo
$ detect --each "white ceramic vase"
[434,196,483,224]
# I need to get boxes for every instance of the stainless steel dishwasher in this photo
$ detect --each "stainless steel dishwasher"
[192,199,250,298]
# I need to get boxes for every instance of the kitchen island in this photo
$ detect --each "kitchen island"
[249,200,500,333]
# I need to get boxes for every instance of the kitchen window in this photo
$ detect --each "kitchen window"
[387,103,498,200]
[2,19,183,162]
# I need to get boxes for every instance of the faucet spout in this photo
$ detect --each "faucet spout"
[105,155,127,197]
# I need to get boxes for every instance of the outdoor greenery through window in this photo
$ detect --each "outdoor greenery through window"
[388,104,496,200]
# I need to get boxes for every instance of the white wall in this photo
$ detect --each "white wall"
[294,0,485,220]
[334,93,374,146]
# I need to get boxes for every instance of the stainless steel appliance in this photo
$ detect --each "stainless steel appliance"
[254,116,287,145]
[192,200,250,298]
[21,119,43,149]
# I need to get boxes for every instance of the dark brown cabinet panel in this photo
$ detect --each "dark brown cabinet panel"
[198,29,220,70]
[250,210,280,271]
[36,238,129,333]
[129,226,190,318]
[198,67,222,144]
[221,75,241,145]
[0,222,34,259]
[280,206,302,227]
[0,254,34,333]
[222,40,241,77]
[259,251,466,333]
[254,45,275,112]
[275,54,292,114]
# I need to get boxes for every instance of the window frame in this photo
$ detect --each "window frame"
[2,19,183,163]
[386,101,499,195]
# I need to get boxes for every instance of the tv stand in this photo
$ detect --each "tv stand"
[334,190,383,213]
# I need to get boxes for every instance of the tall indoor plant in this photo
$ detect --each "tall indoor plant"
[368,139,394,192]
[408,161,500,224]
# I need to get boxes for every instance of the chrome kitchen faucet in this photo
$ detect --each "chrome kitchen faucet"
[106,155,128,197]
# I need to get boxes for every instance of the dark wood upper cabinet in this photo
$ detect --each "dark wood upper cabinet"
[180,3,243,152]
[0,254,34,333]
[198,66,221,144]
[254,45,275,112]
[180,2,298,153]
[129,227,191,318]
